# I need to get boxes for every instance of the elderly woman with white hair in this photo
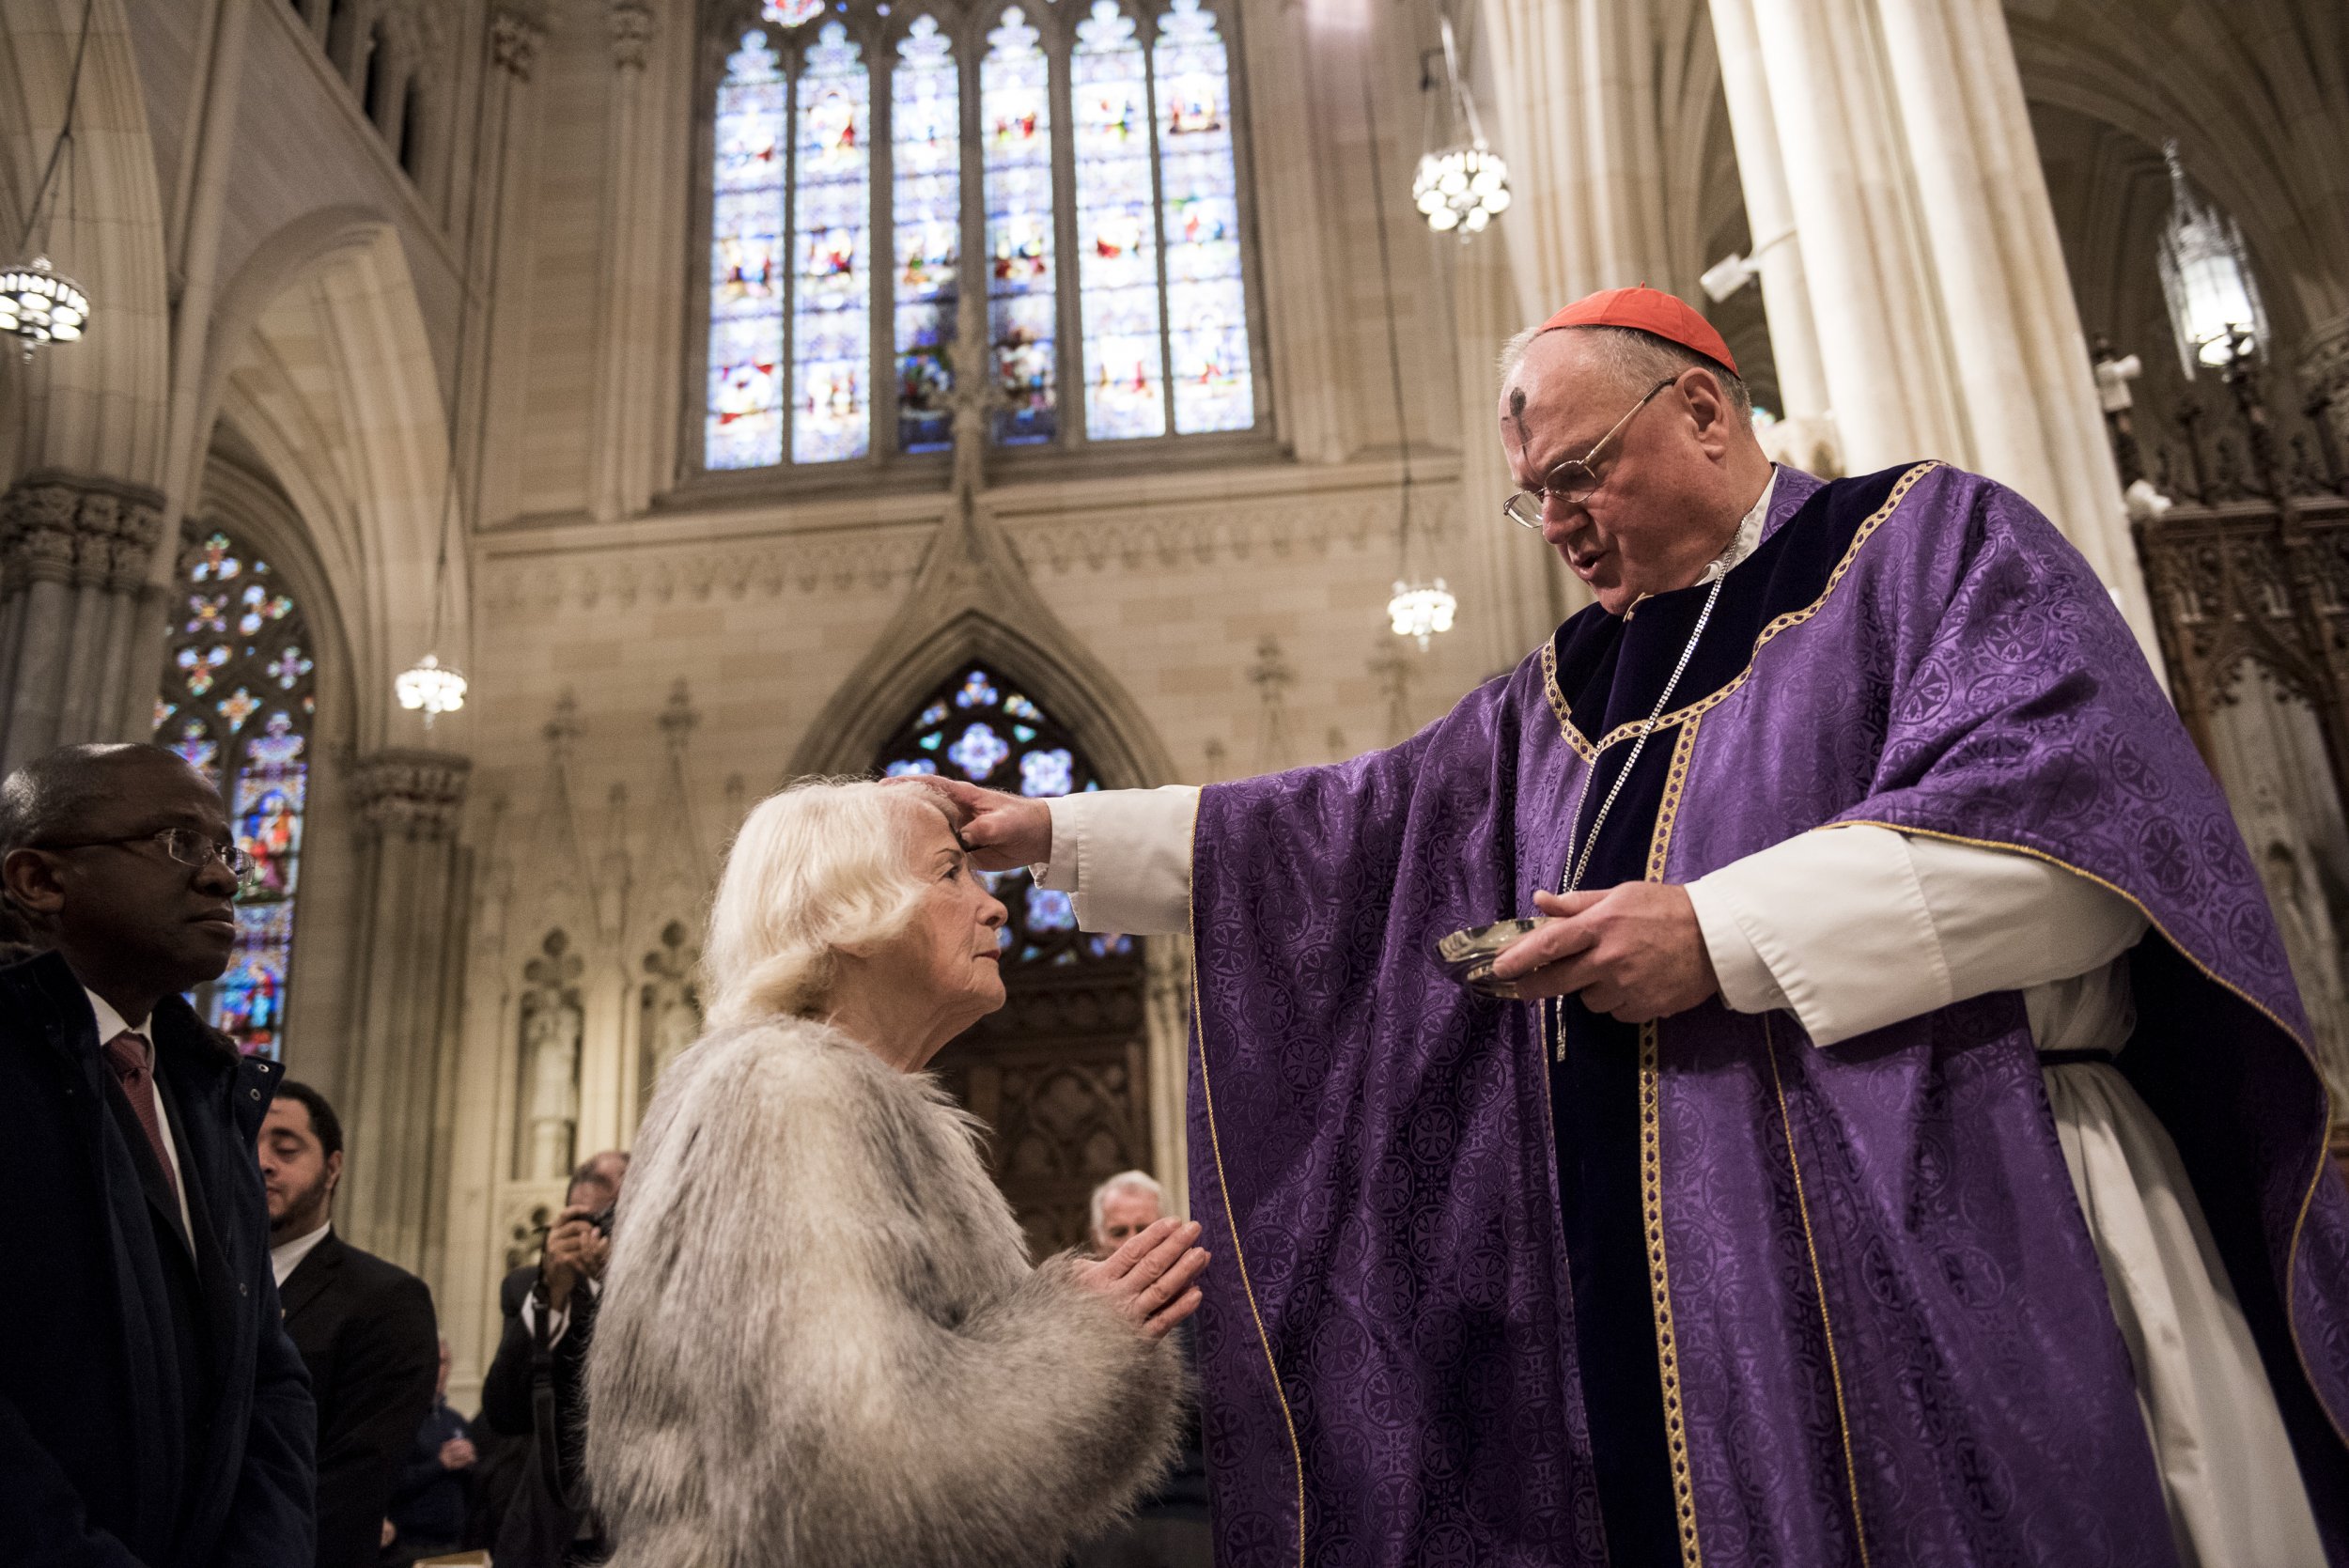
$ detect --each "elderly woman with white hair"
[583,779,1208,1568]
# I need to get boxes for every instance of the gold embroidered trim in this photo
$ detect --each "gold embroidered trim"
[1538,462,1941,759]
[1824,817,2349,1451]
[1762,1016,1872,1566]
[1541,640,1599,762]
[1187,849,1308,1568]
[1642,719,1703,1567]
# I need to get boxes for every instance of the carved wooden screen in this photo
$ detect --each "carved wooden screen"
[876,663,1149,1254]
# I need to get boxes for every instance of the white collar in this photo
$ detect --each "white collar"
[85,987,150,1050]
[1695,467,1779,586]
[272,1219,334,1283]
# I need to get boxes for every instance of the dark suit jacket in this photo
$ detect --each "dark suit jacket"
[279,1230,437,1568]
[479,1264,601,1566]
[0,950,316,1568]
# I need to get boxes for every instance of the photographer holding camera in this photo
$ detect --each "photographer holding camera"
[480,1150,629,1568]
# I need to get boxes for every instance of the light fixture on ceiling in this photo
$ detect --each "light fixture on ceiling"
[2155,140,2265,376]
[1411,11,1509,241]
[6,1,97,363]
[396,652,467,722]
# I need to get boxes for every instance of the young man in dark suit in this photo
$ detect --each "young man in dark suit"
[259,1079,438,1568]
[0,742,316,1567]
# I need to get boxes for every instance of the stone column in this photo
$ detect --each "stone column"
[1704,0,1831,433]
[464,11,545,532]
[1871,0,2152,637]
[1741,0,1966,469]
[1143,934,1192,1220]
[1733,0,2156,656]
[0,472,165,770]
[585,1,661,522]
[1481,0,1680,320]
[337,750,473,1279]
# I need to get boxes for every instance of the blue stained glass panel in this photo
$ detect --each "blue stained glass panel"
[213,905,292,1061]
[884,757,939,777]
[1026,885,1078,931]
[983,8,1057,444]
[708,32,790,469]
[948,722,1012,780]
[1074,1,1166,440]
[894,17,959,454]
[793,23,872,463]
[956,669,1001,707]
[1154,0,1253,433]
[157,531,317,1060]
[1019,746,1074,797]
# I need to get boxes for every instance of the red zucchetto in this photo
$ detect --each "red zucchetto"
[1540,285,1739,377]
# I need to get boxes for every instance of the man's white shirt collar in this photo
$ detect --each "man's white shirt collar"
[272,1219,333,1288]
[1696,467,1778,586]
[85,988,148,1050]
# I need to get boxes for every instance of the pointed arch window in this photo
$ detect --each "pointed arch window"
[878,663,1135,965]
[154,529,319,1059]
[696,0,1262,478]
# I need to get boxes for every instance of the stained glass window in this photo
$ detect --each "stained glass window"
[893,17,958,454]
[701,0,1257,469]
[1073,2,1165,440]
[708,30,789,470]
[154,529,319,1059]
[983,8,1058,445]
[876,664,1138,968]
[1155,0,1252,433]
[793,23,872,462]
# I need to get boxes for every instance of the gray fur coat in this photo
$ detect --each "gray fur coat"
[583,1016,1185,1567]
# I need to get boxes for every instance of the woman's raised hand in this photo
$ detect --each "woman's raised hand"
[1075,1217,1209,1340]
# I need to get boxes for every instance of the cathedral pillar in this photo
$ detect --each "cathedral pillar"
[1143,934,1192,1220]
[1481,0,1681,318]
[1703,0,1831,435]
[0,473,165,771]
[338,750,474,1281]
[1870,0,2152,638]
[1737,0,2156,655]
[1740,0,1966,468]
[585,1,663,522]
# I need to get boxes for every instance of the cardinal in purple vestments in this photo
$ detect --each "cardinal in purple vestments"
[925,288,2349,1568]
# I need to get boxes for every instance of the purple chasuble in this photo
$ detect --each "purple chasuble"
[1187,462,2349,1568]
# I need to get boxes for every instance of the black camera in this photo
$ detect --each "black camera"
[586,1205,616,1237]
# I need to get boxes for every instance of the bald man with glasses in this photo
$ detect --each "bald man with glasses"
[0,742,314,1568]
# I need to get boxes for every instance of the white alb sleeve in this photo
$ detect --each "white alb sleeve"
[1688,825,2144,1047]
[1035,786,1200,936]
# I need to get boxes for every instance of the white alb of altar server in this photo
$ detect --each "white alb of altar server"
[1036,781,2324,1568]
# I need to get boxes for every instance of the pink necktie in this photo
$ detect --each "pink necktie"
[101,1031,180,1208]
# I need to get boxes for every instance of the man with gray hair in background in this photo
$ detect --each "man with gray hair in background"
[1090,1169,1167,1259]
[1074,1169,1209,1568]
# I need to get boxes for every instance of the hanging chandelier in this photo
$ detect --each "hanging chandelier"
[1,257,90,360]
[2155,140,2264,376]
[396,652,468,724]
[1412,144,1511,238]
[1388,579,1457,648]
[8,3,98,363]
[1412,12,1508,241]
